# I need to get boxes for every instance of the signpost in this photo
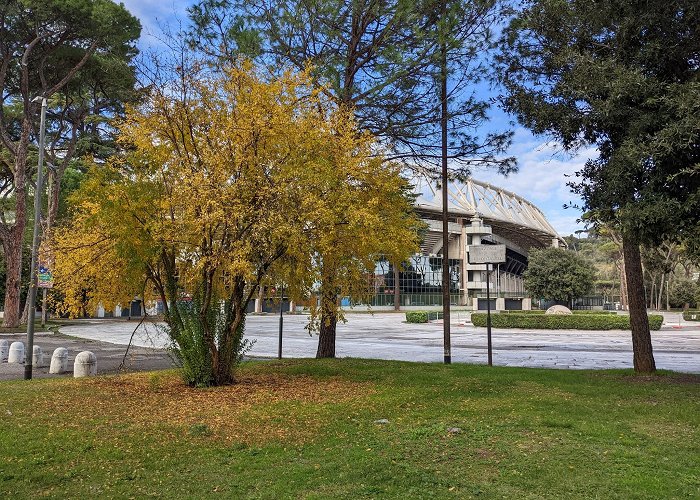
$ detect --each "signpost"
[38,264,53,289]
[38,263,53,328]
[277,286,285,359]
[469,244,506,366]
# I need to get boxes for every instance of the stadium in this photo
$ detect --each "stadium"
[366,176,565,311]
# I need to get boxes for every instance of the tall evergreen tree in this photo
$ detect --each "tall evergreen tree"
[0,0,140,327]
[499,0,700,372]
[188,0,514,356]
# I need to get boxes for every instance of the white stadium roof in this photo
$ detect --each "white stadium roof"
[413,175,565,250]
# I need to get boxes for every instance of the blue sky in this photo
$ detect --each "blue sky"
[121,0,594,237]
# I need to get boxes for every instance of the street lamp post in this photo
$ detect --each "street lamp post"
[24,96,48,380]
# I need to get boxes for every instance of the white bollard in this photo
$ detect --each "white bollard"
[7,342,25,364]
[0,339,9,362]
[32,345,45,368]
[74,351,97,377]
[49,347,69,374]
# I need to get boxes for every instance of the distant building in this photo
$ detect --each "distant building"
[367,177,564,311]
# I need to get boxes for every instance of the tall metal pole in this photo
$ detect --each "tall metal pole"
[278,286,284,359]
[440,4,451,364]
[486,263,492,366]
[25,97,47,380]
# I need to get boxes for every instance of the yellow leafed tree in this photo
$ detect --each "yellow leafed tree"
[53,62,420,384]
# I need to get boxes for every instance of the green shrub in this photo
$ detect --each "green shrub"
[500,309,614,315]
[471,313,663,330]
[406,311,428,323]
[405,311,443,323]
[683,310,700,321]
[165,295,253,387]
[572,310,616,315]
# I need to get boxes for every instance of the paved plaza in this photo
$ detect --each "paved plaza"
[50,311,700,373]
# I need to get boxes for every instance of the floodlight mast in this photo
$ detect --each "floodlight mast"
[24,96,47,380]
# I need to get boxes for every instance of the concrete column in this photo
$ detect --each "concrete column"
[49,347,69,374]
[522,298,532,310]
[496,298,505,311]
[254,287,263,313]
[472,297,479,310]
[74,351,97,377]
[289,300,295,313]
[0,339,8,362]
[32,345,45,368]
[460,220,468,305]
[8,342,24,364]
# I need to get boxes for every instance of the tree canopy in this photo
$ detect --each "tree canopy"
[0,0,140,326]
[187,0,514,174]
[53,63,420,384]
[523,247,595,306]
[498,0,700,372]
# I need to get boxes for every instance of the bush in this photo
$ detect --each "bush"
[500,310,615,315]
[405,311,443,323]
[165,296,253,387]
[682,310,700,321]
[406,311,428,323]
[669,279,698,309]
[471,313,663,330]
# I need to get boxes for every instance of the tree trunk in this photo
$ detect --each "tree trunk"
[2,118,31,328]
[214,305,245,385]
[657,273,665,311]
[316,306,337,358]
[316,268,339,358]
[622,236,656,373]
[619,258,628,310]
[2,235,24,327]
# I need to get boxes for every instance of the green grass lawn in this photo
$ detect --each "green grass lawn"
[1,360,699,499]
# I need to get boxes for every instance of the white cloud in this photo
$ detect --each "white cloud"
[119,0,192,48]
[471,127,598,237]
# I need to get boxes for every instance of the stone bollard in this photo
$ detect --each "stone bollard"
[32,345,45,368]
[0,339,9,362]
[74,351,97,377]
[8,342,25,364]
[49,347,69,374]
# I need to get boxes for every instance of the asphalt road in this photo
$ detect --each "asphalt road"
[0,330,174,381]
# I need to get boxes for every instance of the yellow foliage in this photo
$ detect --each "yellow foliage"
[53,63,420,324]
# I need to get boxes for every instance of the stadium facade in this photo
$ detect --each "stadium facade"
[366,176,564,311]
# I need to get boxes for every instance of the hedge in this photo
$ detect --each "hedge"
[683,310,700,321]
[471,313,663,330]
[405,311,443,323]
[499,310,615,315]
[406,311,428,323]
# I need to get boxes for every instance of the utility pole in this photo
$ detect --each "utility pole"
[278,285,284,359]
[485,263,492,366]
[25,96,47,380]
[439,4,451,365]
